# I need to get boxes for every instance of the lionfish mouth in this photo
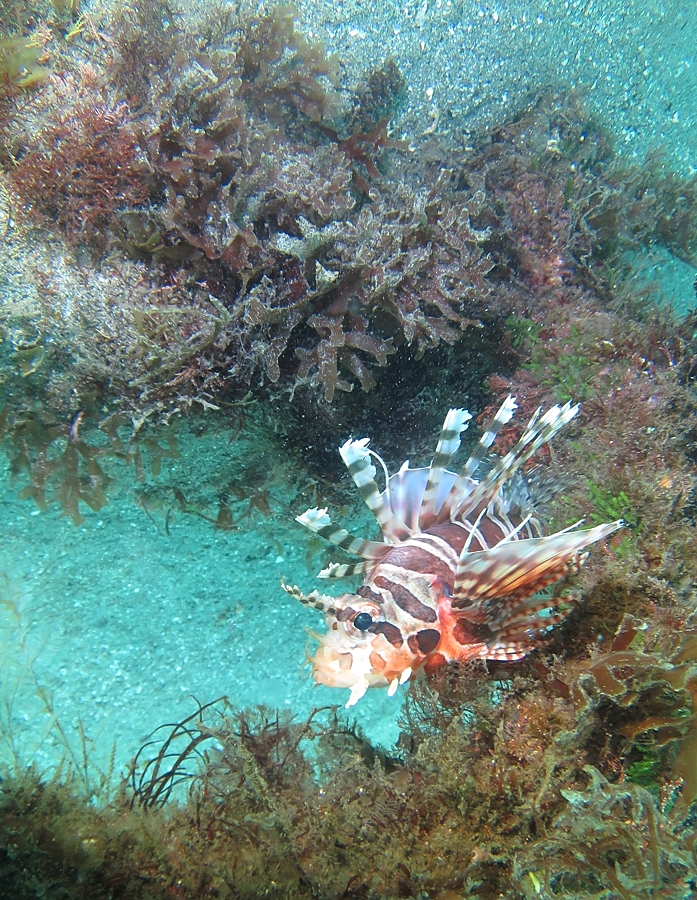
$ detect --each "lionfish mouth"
[311,619,424,707]
[309,628,385,704]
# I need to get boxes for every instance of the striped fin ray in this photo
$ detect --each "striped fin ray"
[452,520,622,611]
[295,507,390,560]
[455,565,573,624]
[418,408,472,529]
[487,511,539,546]
[476,616,570,659]
[475,643,533,661]
[453,401,579,523]
[481,597,582,656]
[477,582,584,632]
[489,604,576,639]
[339,438,413,542]
[461,395,518,480]
[318,560,374,579]
[436,396,517,522]
[281,583,340,615]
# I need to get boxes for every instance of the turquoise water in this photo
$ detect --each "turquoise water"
[1,414,403,779]
[0,0,696,803]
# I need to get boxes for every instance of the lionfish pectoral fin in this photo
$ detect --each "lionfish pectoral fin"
[318,560,374,579]
[452,520,623,616]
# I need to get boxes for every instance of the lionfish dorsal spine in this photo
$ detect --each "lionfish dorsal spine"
[339,437,412,541]
[295,507,390,560]
[418,407,473,528]
[459,394,518,480]
[435,395,518,521]
[453,401,579,522]
[488,511,534,545]
[459,505,489,557]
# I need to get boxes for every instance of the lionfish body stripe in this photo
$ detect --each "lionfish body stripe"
[287,397,622,708]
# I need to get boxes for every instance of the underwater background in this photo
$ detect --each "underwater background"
[1,0,697,897]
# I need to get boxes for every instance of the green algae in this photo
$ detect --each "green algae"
[2,623,697,900]
[0,36,50,91]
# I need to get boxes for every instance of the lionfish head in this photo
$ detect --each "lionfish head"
[282,584,414,707]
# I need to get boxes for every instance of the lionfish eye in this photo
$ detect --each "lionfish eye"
[353,612,373,631]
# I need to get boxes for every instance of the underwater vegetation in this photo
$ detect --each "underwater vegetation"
[2,619,697,900]
[0,1,694,429]
[0,35,50,95]
[9,85,148,252]
[0,405,182,525]
[1,0,696,516]
[1,3,697,898]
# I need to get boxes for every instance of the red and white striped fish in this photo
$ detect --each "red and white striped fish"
[285,397,621,708]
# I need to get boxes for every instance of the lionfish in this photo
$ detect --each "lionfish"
[284,397,621,708]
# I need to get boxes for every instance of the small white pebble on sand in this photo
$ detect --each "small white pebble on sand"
[275,555,284,564]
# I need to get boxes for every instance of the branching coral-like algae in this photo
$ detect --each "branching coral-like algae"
[5,5,696,426]
[2,5,697,467]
